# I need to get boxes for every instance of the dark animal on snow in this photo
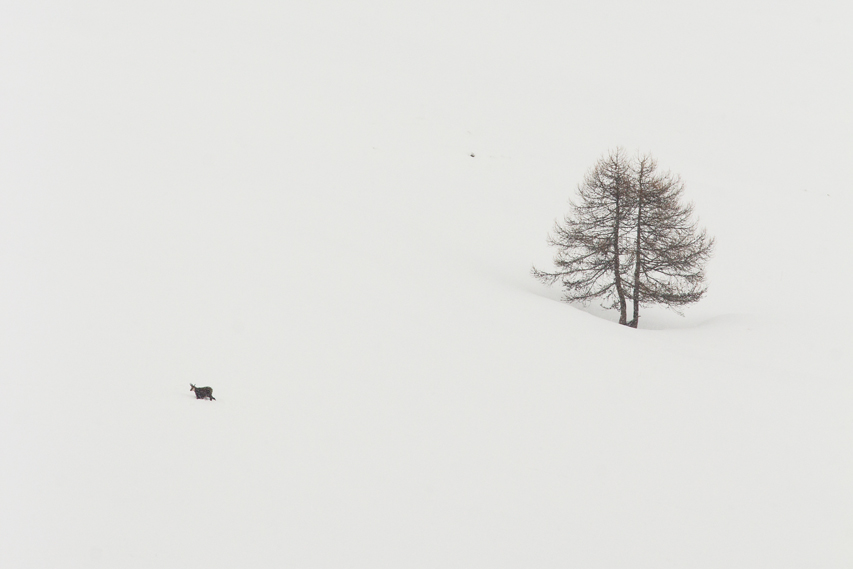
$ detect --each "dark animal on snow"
[190,384,215,400]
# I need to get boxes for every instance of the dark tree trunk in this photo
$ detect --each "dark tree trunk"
[613,176,628,326]
[629,170,644,328]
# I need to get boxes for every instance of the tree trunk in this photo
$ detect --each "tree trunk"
[629,187,642,328]
[613,179,628,326]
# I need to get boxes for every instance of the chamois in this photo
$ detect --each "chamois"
[190,384,215,400]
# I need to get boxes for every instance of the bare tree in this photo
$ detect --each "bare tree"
[534,150,714,328]
[624,154,715,327]
[532,148,634,325]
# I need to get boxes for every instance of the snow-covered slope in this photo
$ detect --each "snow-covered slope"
[2,2,851,567]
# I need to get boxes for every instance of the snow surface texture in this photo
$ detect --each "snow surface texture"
[1,1,851,567]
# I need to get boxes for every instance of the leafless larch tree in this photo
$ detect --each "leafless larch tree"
[533,149,714,328]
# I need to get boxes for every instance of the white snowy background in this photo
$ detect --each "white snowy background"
[1,1,851,567]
